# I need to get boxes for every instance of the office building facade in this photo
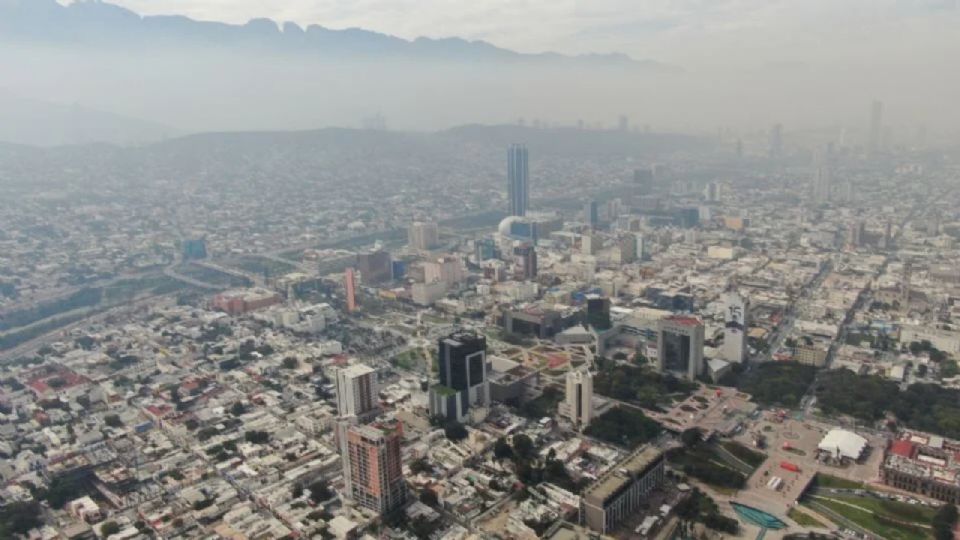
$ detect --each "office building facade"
[583,446,666,534]
[657,316,705,380]
[356,250,393,284]
[429,331,489,422]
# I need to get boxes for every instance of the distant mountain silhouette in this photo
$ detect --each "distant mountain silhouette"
[0,0,677,70]
[0,90,179,146]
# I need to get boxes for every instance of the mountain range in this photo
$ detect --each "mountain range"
[0,0,675,70]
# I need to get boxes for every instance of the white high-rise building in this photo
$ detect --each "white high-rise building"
[565,366,594,431]
[721,291,749,363]
[408,221,439,251]
[335,363,378,419]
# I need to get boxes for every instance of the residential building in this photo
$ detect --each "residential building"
[408,221,439,251]
[344,420,407,514]
[335,364,378,419]
[564,366,593,431]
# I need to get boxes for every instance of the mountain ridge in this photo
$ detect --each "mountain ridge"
[0,0,678,71]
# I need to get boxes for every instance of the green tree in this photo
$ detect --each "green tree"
[0,501,43,537]
[512,434,535,460]
[933,504,958,540]
[443,421,468,442]
[681,427,703,448]
[101,521,121,537]
[493,437,514,461]
[309,480,333,503]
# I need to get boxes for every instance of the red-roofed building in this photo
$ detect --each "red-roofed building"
[889,440,916,459]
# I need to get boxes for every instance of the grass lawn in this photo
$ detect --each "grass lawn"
[815,473,864,490]
[719,440,767,468]
[807,495,932,540]
[787,507,827,528]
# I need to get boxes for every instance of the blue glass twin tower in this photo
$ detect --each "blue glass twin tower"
[507,143,529,217]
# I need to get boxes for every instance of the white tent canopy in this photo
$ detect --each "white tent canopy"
[818,428,868,460]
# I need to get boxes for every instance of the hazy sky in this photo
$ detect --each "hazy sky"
[64,0,959,67]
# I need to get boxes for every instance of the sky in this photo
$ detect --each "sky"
[65,0,960,68]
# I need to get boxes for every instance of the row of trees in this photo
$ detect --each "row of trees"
[816,369,960,438]
[584,407,662,449]
[593,360,697,408]
[721,361,816,407]
[675,488,739,534]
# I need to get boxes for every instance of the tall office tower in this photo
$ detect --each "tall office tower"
[429,331,489,422]
[736,138,743,159]
[813,142,834,203]
[847,220,866,248]
[343,420,407,515]
[869,100,884,155]
[769,123,783,158]
[514,243,538,280]
[585,296,612,330]
[721,291,749,363]
[618,115,629,132]
[335,363,378,419]
[344,268,358,313]
[407,221,439,251]
[507,144,529,217]
[356,250,393,284]
[584,200,599,227]
[634,168,654,195]
[565,366,594,431]
[658,316,705,380]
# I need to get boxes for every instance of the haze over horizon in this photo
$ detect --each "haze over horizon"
[0,0,957,145]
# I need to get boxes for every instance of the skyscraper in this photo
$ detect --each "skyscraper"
[335,363,378,419]
[721,291,749,363]
[869,100,884,155]
[813,142,834,204]
[565,366,594,431]
[507,144,529,217]
[429,331,489,422]
[343,420,407,515]
[769,124,783,158]
[584,200,599,227]
[344,268,358,313]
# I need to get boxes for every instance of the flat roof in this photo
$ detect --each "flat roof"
[584,445,663,504]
